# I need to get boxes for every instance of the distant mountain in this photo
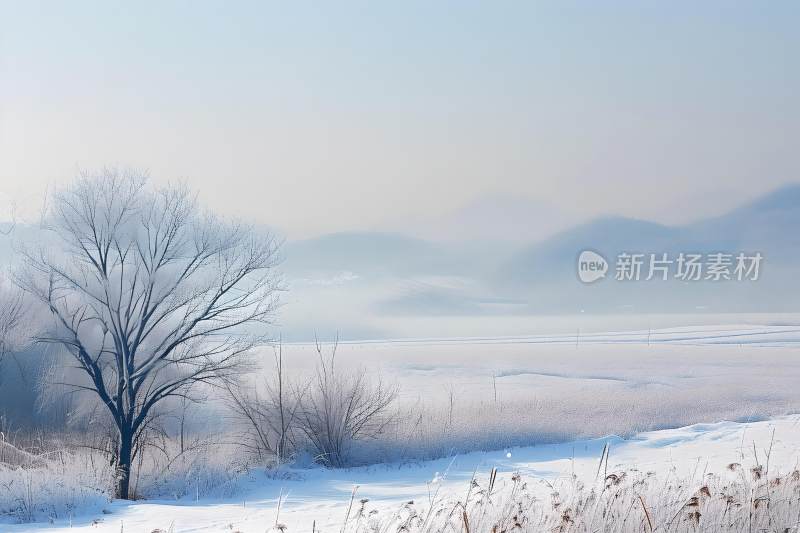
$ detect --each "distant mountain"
[2,185,798,336]
[487,183,800,313]
[690,183,800,262]
[501,184,800,282]
[280,185,800,319]
[497,216,687,287]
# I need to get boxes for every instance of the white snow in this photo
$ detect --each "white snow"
[6,323,800,532]
[7,416,800,532]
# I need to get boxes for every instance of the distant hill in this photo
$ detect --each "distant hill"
[281,184,800,317]
[354,184,800,316]
[2,185,799,337]
[488,183,800,313]
[690,183,800,263]
[497,216,686,287]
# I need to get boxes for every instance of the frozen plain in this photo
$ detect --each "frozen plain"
[7,323,800,532]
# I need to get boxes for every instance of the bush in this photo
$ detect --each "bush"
[0,437,111,523]
[297,339,397,467]
[0,430,248,522]
[226,345,305,465]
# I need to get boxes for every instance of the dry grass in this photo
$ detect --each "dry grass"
[331,461,800,533]
[0,439,111,523]
[140,455,800,532]
[0,431,248,523]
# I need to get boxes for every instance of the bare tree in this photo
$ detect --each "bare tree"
[299,337,397,467]
[0,198,17,237]
[0,284,26,371]
[226,342,305,465]
[0,200,25,364]
[14,168,281,499]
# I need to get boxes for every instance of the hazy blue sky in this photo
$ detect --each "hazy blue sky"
[1,1,798,239]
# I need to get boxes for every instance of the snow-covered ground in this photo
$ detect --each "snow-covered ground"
[9,416,800,532]
[291,322,800,347]
[7,324,800,532]
[272,323,800,458]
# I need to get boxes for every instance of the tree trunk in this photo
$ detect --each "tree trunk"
[114,427,134,499]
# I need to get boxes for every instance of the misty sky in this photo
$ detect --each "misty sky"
[1,1,798,239]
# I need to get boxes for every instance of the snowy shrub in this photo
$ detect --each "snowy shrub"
[0,438,111,523]
[0,430,249,522]
[297,340,397,467]
[129,432,248,501]
[226,345,305,465]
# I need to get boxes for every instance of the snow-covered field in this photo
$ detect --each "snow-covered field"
[9,416,800,532]
[272,323,800,461]
[6,324,800,532]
